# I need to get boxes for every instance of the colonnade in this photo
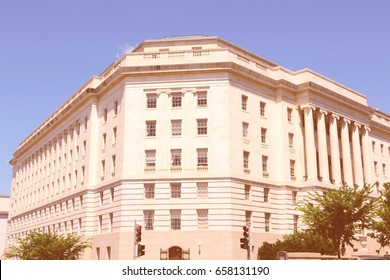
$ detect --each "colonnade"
[301,105,372,186]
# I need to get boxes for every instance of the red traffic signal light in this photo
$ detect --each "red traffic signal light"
[135,225,142,243]
[240,225,250,250]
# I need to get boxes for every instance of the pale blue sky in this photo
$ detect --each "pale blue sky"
[0,0,389,195]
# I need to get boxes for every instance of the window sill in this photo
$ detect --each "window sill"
[144,167,156,173]
[290,176,296,181]
[263,172,269,178]
[244,168,250,174]
[170,167,182,172]
[197,166,208,172]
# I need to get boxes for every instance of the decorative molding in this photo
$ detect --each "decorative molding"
[156,89,172,96]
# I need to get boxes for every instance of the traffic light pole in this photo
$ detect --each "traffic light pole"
[248,222,252,260]
[133,219,137,260]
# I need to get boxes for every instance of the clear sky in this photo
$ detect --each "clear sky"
[0,0,389,195]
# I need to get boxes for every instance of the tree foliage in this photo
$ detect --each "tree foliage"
[297,184,377,259]
[257,231,337,260]
[3,230,92,260]
[369,182,390,248]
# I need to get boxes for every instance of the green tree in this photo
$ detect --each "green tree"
[2,230,92,260]
[297,184,377,259]
[369,182,390,248]
[257,231,337,260]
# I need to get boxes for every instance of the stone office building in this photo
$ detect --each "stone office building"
[7,35,390,259]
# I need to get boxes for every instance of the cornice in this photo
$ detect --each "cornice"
[12,58,386,162]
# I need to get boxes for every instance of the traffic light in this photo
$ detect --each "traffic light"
[135,225,142,244]
[240,225,249,250]
[137,244,145,257]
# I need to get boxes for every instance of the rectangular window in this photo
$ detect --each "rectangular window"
[109,213,113,233]
[293,215,299,233]
[98,215,103,233]
[197,182,208,198]
[261,128,267,144]
[197,92,207,107]
[145,150,156,167]
[383,164,386,176]
[99,191,104,205]
[146,121,156,137]
[83,141,87,156]
[245,185,251,200]
[262,155,268,173]
[381,144,384,155]
[147,94,157,108]
[81,166,85,184]
[107,247,111,260]
[84,117,88,131]
[245,210,252,224]
[197,119,208,135]
[242,122,249,138]
[144,184,155,199]
[172,94,182,108]
[241,95,248,111]
[288,133,294,148]
[114,100,118,116]
[372,141,376,153]
[101,160,105,179]
[103,108,108,123]
[171,120,182,136]
[265,213,271,232]
[170,210,181,230]
[197,149,208,167]
[292,191,298,204]
[144,210,154,230]
[264,188,270,203]
[374,161,378,174]
[287,108,293,122]
[110,188,114,202]
[171,149,182,167]
[111,155,116,175]
[96,247,100,260]
[197,209,208,229]
[113,127,117,144]
[102,133,107,150]
[170,183,181,198]
[260,101,266,117]
[243,151,250,169]
[290,160,295,178]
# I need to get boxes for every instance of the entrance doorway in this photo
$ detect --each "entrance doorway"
[169,246,183,260]
[160,246,190,260]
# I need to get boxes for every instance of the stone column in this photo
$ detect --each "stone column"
[302,105,318,181]
[361,126,372,184]
[341,118,353,185]
[317,109,330,182]
[329,114,342,185]
[351,123,364,186]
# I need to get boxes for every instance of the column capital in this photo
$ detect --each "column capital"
[318,109,328,116]
[341,117,351,125]
[329,113,340,121]
[352,122,362,129]
[300,104,316,112]
[363,125,371,132]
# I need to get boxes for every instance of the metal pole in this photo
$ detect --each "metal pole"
[133,219,137,260]
[248,222,252,260]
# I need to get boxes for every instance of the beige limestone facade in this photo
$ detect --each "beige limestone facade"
[0,195,10,258]
[6,35,390,260]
